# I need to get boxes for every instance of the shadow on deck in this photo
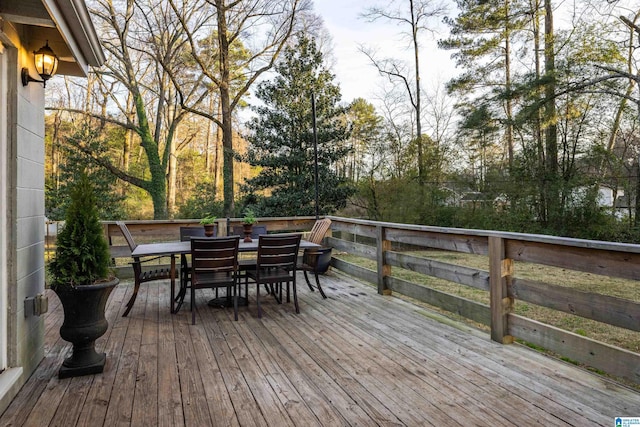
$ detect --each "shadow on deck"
[2,271,639,426]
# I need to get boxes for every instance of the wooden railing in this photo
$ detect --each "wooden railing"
[326,216,640,385]
[46,215,640,384]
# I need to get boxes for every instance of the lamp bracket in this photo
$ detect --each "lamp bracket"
[21,68,46,87]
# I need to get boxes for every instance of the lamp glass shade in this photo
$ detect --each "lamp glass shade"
[33,43,58,81]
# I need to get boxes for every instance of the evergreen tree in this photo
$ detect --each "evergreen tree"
[243,35,353,217]
[49,172,111,288]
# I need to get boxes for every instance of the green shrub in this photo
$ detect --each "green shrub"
[49,173,111,288]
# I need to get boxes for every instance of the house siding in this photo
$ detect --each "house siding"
[0,30,46,414]
[14,58,46,377]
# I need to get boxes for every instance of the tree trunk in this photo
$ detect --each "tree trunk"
[214,101,223,195]
[217,1,235,216]
[543,0,558,225]
[504,0,514,169]
[410,0,424,185]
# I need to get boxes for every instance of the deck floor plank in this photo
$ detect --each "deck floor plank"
[196,297,268,427]
[2,271,639,426]
[157,283,186,427]
[277,306,448,426]
[297,293,521,426]
[314,281,571,426]
[131,279,160,427]
[246,310,375,426]
[324,280,608,424]
[186,308,239,427]
[264,309,410,426]
[325,279,628,425]
[102,283,148,426]
[211,302,298,427]
[76,284,131,427]
[173,307,215,426]
[231,305,350,427]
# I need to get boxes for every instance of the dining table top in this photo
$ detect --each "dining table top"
[131,237,321,258]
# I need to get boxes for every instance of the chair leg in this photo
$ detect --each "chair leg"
[257,283,262,318]
[233,284,238,321]
[304,271,314,291]
[191,286,196,325]
[314,272,327,299]
[122,279,141,317]
[292,280,300,314]
[286,282,290,303]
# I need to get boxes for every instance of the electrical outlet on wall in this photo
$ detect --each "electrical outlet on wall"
[24,294,49,317]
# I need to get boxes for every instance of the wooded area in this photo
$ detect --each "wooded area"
[44,0,640,242]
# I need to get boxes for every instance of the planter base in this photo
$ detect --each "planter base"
[59,352,106,379]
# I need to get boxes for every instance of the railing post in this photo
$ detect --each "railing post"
[489,236,514,344]
[376,225,391,295]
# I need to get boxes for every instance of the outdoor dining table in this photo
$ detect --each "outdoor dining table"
[130,238,321,313]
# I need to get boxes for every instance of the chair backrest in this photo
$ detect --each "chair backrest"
[256,234,301,270]
[180,226,207,241]
[190,236,240,277]
[307,218,332,245]
[231,224,267,239]
[116,221,138,251]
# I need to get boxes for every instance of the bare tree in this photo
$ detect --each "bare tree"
[49,0,212,218]
[360,0,447,186]
[168,0,311,216]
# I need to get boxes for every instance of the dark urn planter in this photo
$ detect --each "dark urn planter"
[53,278,118,379]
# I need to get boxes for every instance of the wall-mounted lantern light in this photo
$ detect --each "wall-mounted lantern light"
[21,41,59,88]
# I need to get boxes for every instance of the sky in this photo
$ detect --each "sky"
[313,0,457,106]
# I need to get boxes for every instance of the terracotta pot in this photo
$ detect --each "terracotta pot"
[242,223,253,242]
[203,224,215,237]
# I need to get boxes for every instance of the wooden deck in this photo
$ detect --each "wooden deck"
[1,271,639,426]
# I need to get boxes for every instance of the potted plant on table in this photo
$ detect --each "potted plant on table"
[242,209,258,242]
[200,214,217,237]
[48,173,119,379]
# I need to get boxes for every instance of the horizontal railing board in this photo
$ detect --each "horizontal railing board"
[386,251,490,291]
[330,258,378,285]
[509,314,640,385]
[329,221,378,239]
[385,228,489,255]
[505,240,640,281]
[511,277,640,332]
[328,216,640,254]
[326,237,377,260]
[109,245,131,258]
[105,218,318,238]
[386,276,490,325]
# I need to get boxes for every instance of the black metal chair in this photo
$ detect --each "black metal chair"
[176,226,209,312]
[189,236,240,324]
[116,221,173,317]
[231,224,268,278]
[245,234,301,318]
[297,247,332,299]
[298,218,332,298]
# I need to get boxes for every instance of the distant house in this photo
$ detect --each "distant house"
[459,192,494,209]
[0,1,104,413]
[614,194,635,219]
